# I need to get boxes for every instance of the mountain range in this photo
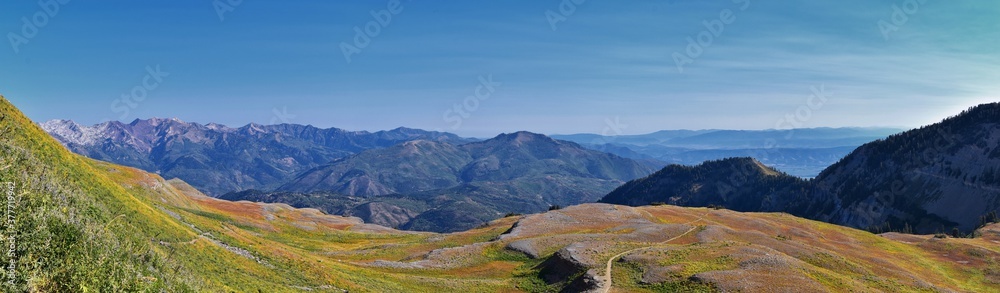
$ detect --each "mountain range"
[36,103,997,236]
[37,119,904,233]
[602,103,1000,234]
[41,118,473,196]
[5,94,1000,292]
[41,119,900,203]
[39,119,660,232]
[224,131,655,232]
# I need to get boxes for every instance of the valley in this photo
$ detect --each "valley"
[42,119,899,233]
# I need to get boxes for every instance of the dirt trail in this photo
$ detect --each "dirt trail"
[598,212,707,293]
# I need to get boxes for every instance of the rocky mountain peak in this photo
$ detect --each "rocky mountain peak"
[42,117,475,196]
[239,122,271,135]
[41,119,100,146]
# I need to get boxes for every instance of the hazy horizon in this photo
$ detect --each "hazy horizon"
[39,115,911,139]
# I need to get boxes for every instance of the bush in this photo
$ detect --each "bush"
[952,227,964,238]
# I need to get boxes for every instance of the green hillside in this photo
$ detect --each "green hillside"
[0,96,201,291]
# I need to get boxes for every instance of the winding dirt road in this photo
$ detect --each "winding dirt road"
[598,214,706,293]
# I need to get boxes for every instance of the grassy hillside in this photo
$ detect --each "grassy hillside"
[0,95,203,291]
[2,95,998,292]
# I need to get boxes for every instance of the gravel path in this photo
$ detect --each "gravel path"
[599,213,706,293]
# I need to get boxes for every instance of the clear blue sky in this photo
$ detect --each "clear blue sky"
[2,1,998,137]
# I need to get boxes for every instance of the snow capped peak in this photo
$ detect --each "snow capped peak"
[40,119,150,151]
[241,122,269,135]
[40,119,100,146]
[205,122,234,132]
[127,117,183,128]
[40,119,80,131]
[148,117,174,125]
[42,119,77,126]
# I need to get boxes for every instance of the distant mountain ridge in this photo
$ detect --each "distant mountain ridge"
[41,118,474,195]
[602,103,1000,234]
[552,127,901,148]
[42,117,897,198]
[228,131,656,232]
[279,131,651,195]
[553,127,901,177]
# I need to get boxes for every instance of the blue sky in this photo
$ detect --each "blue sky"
[1,0,998,137]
